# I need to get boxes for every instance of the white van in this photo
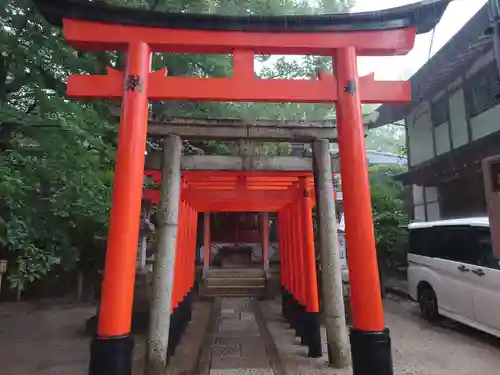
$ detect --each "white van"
[408,217,500,337]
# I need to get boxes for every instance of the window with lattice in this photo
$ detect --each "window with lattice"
[464,62,500,118]
[431,95,449,126]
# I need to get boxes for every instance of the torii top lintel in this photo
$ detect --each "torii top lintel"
[36,0,450,55]
[34,0,451,103]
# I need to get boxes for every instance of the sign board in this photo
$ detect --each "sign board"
[338,232,347,270]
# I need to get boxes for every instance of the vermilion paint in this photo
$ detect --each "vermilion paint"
[335,47,385,331]
[300,178,320,314]
[97,41,151,337]
[62,19,415,56]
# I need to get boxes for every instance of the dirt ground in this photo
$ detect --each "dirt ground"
[0,299,97,375]
[0,298,211,375]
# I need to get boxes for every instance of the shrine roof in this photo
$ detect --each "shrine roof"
[35,0,450,35]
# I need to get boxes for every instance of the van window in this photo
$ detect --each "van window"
[433,226,478,264]
[473,228,500,270]
[409,228,431,256]
[409,225,480,264]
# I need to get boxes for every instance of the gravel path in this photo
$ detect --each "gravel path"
[261,295,500,375]
[386,295,500,375]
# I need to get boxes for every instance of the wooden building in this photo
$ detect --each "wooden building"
[370,4,500,221]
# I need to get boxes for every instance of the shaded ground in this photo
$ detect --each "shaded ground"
[0,299,211,375]
[0,299,96,375]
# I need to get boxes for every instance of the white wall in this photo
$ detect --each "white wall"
[448,88,469,148]
[412,185,426,221]
[411,185,441,222]
[434,122,451,155]
[471,106,500,140]
[407,102,433,166]
[425,186,441,221]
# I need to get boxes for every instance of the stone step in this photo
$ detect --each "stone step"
[200,285,265,298]
[205,268,266,279]
[205,277,265,287]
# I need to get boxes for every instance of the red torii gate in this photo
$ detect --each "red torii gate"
[34,1,450,375]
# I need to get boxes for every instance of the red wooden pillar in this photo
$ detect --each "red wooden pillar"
[282,207,292,321]
[293,201,306,308]
[203,213,211,272]
[168,200,186,359]
[182,202,189,301]
[285,205,298,330]
[288,205,297,330]
[300,177,322,358]
[335,47,391,374]
[277,211,285,314]
[171,202,184,312]
[90,41,151,375]
[189,207,197,292]
[292,200,307,345]
[183,204,195,325]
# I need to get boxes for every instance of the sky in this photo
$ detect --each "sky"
[353,0,488,80]
[257,0,488,81]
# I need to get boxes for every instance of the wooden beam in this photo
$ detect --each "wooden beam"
[145,153,340,172]
[144,118,369,141]
[147,123,340,141]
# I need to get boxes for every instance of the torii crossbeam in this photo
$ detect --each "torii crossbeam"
[33,1,451,375]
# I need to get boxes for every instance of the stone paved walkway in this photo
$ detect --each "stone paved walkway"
[209,298,275,375]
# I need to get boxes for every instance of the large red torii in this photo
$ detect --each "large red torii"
[33,1,451,375]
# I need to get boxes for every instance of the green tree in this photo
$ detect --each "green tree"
[1,0,117,288]
[369,164,408,269]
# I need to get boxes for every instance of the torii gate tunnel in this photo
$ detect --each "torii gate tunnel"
[143,169,330,354]
[34,1,449,375]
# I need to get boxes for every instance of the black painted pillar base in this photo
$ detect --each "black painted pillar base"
[167,310,177,361]
[167,292,194,362]
[350,328,394,375]
[299,310,308,346]
[295,303,305,341]
[289,296,298,331]
[303,312,322,358]
[89,334,134,375]
[186,290,193,322]
[283,289,291,322]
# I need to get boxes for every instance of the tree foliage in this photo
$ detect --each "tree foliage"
[369,164,409,268]
[1,0,118,289]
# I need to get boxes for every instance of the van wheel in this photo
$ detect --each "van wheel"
[418,284,440,322]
